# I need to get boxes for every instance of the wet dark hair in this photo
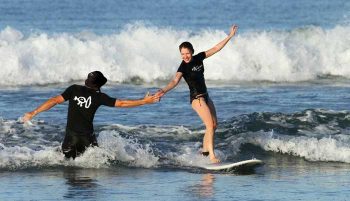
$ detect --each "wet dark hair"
[85,71,107,91]
[179,41,194,54]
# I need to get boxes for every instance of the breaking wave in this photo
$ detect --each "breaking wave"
[0,24,350,86]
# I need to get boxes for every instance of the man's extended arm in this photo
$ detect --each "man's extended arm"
[115,92,160,108]
[23,95,65,122]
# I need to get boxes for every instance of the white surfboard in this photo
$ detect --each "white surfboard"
[201,159,263,171]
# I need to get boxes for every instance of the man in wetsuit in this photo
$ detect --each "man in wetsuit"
[23,71,160,159]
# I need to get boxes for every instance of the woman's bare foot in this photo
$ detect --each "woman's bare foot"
[210,156,220,163]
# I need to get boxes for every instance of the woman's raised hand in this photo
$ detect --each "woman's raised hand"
[229,25,238,37]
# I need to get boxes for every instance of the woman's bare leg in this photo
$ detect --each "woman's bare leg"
[201,97,218,154]
[207,97,217,130]
[192,97,220,163]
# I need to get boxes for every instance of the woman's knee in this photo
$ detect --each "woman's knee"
[213,122,217,130]
[205,122,215,132]
[206,122,217,132]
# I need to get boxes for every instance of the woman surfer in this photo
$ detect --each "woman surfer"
[156,25,238,163]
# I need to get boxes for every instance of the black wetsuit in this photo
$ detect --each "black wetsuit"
[61,84,116,159]
[177,52,209,103]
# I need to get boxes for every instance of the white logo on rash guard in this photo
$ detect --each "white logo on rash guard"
[74,96,92,108]
[192,64,203,72]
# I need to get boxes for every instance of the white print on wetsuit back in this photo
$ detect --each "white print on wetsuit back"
[192,64,203,72]
[74,96,92,108]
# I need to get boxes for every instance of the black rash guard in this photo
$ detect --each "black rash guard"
[177,52,207,100]
[61,85,116,134]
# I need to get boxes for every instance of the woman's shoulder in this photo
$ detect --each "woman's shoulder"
[193,52,206,61]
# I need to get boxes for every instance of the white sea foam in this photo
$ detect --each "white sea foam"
[245,131,350,163]
[166,142,226,167]
[0,129,158,169]
[97,130,158,168]
[0,24,350,86]
[0,144,64,169]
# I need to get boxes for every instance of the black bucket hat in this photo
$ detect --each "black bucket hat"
[85,71,107,90]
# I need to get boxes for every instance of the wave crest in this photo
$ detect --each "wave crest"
[0,24,350,85]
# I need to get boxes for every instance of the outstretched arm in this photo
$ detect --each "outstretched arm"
[23,95,65,122]
[205,25,238,58]
[115,92,160,108]
[155,72,183,98]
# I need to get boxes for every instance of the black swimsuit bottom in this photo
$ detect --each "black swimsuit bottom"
[190,92,209,104]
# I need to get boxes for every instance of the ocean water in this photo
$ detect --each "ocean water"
[1,0,350,200]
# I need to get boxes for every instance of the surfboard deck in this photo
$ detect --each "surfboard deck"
[200,159,263,171]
